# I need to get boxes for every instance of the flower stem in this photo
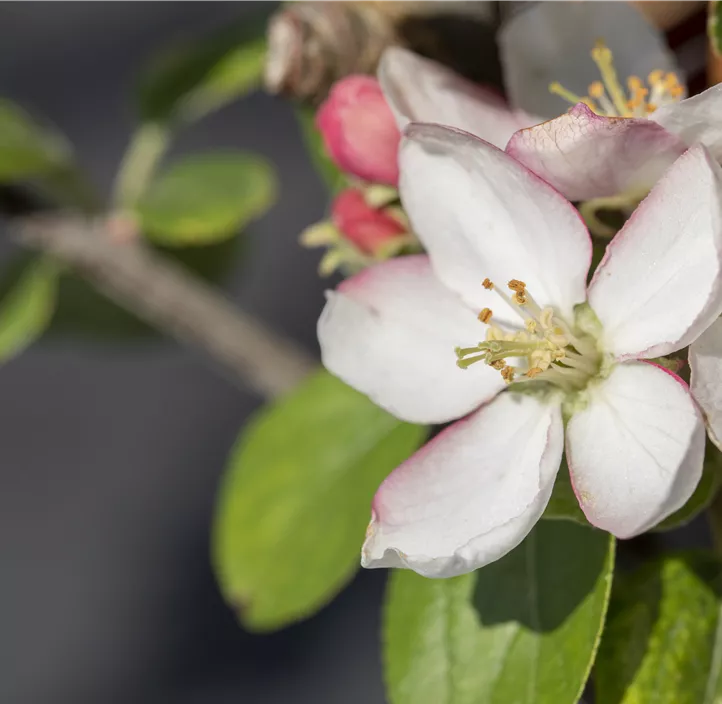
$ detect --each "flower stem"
[112,123,170,209]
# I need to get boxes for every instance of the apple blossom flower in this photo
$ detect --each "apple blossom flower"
[499,0,680,119]
[378,1,680,154]
[300,185,414,276]
[506,41,722,211]
[316,75,401,186]
[318,124,722,578]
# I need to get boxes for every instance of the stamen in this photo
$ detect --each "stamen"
[456,354,486,370]
[549,42,683,119]
[588,81,605,99]
[549,82,588,106]
[456,278,602,389]
[590,41,628,116]
[478,307,493,324]
[455,346,482,359]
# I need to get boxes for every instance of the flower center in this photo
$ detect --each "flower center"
[549,40,684,118]
[455,279,602,393]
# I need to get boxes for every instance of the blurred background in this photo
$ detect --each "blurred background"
[0,3,387,703]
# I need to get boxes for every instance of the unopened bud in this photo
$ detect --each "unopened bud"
[332,188,406,255]
[316,75,400,186]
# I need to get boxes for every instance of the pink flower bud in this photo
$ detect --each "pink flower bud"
[332,188,406,256]
[316,75,401,186]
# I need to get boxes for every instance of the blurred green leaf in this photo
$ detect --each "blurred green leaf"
[295,106,347,195]
[137,17,269,124]
[49,236,243,339]
[709,1,722,57]
[654,443,722,531]
[136,153,277,246]
[0,99,70,183]
[0,256,58,361]
[543,457,588,524]
[384,521,614,704]
[596,552,722,704]
[213,370,427,632]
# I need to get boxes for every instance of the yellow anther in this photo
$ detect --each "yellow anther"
[491,360,506,370]
[588,81,605,99]
[627,75,643,91]
[501,365,515,383]
[514,291,527,305]
[478,308,493,324]
[508,279,527,293]
[590,40,628,117]
[526,367,544,379]
[648,69,664,86]
[482,278,494,290]
[525,319,538,334]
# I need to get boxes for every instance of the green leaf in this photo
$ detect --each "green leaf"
[384,521,615,704]
[654,442,722,531]
[295,106,347,194]
[213,370,427,632]
[596,552,722,704]
[137,16,270,124]
[0,257,58,361]
[136,153,277,246]
[543,458,588,524]
[709,1,722,57]
[0,99,70,183]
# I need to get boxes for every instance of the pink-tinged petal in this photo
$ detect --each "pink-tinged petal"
[318,255,505,425]
[378,47,539,149]
[588,146,722,360]
[399,123,592,319]
[690,317,722,450]
[652,85,722,163]
[567,362,705,538]
[362,391,563,578]
[507,104,686,202]
[500,1,680,118]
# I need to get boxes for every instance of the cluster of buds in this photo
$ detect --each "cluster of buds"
[301,74,417,275]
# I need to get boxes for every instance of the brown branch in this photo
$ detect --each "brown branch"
[14,215,317,399]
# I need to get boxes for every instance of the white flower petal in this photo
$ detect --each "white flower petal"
[690,317,722,450]
[378,47,538,149]
[362,391,563,577]
[500,1,680,118]
[588,146,722,360]
[318,255,505,425]
[506,104,686,202]
[399,123,592,320]
[652,84,722,163]
[566,362,705,538]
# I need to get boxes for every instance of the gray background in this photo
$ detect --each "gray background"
[0,3,386,703]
